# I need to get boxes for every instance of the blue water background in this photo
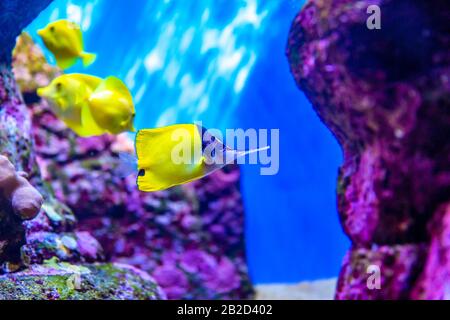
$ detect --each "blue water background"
[26,0,349,283]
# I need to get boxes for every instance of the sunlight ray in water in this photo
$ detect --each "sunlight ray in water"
[28,0,284,131]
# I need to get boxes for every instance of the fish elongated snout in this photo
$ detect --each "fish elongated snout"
[224,146,270,164]
[37,29,45,37]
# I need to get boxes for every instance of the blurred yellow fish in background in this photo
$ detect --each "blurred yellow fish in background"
[87,77,136,134]
[37,20,96,69]
[37,74,104,136]
[37,74,136,137]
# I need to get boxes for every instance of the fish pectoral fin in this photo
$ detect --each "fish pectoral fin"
[62,119,91,137]
[55,55,78,70]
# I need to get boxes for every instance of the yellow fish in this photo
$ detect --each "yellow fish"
[37,20,96,70]
[122,124,268,192]
[37,74,136,137]
[37,74,105,137]
[86,77,136,134]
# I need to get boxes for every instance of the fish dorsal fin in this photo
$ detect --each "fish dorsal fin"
[63,20,83,49]
[69,73,102,91]
[71,22,83,45]
[95,77,133,105]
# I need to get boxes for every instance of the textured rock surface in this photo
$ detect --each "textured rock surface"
[13,33,254,300]
[287,0,449,299]
[0,262,164,300]
[0,1,163,299]
[335,244,427,300]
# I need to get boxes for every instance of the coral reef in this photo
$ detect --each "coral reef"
[13,33,253,300]
[287,0,449,299]
[0,1,163,299]
[0,155,43,220]
[0,262,163,300]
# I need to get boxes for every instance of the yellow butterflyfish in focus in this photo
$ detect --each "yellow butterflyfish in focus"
[117,124,269,192]
[37,74,105,137]
[37,74,136,137]
[37,20,96,70]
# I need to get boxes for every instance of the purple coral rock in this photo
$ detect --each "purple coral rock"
[204,257,241,294]
[335,244,427,300]
[153,264,190,299]
[179,249,217,274]
[287,0,449,299]
[411,204,450,299]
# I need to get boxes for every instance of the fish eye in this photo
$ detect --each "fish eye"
[56,82,63,90]
[211,148,216,158]
[50,26,55,32]
[138,169,146,177]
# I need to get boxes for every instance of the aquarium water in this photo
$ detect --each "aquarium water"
[26,0,349,284]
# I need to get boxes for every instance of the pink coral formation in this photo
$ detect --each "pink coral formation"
[0,1,163,299]
[0,155,43,220]
[287,0,450,299]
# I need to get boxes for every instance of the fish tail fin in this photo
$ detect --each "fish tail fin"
[81,52,97,67]
[134,129,160,191]
[120,118,136,133]
[115,152,138,178]
[128,120,137,133]
[135,129,150,165]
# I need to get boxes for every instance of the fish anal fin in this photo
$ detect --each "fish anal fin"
[55,56,78,70]
[80,104,106,136]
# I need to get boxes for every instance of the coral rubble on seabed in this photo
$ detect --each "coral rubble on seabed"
[287,0,450,299]
[0,0,163,299]
[13,33,254,300]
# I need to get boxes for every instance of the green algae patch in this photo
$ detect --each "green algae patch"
[0,263,164,300]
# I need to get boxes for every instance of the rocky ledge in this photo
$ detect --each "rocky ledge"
[287,0,450,299]
[0,0,164,299]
